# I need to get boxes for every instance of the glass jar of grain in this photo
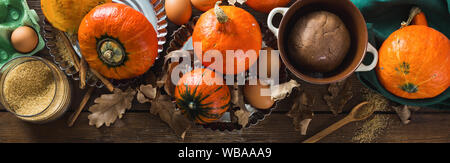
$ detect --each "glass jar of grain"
[0,56,71,123]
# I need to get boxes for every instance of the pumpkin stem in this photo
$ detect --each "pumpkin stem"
[214,1,229,24]
[104,50,113,59]
[97,38,126,67]
[401,7,422,28]
[188,102,195,110]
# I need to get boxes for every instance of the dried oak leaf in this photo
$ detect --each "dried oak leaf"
[287,92,314,135]
[228,0,246,5]
[137,84,157,104]
[235,109,251,127]
[271,80,301,101]
[231,83,246,110]
[323,79,353,115]
[160,50,195,96]
[150,93,193,139]
[393,105,420,125]
[88,88,136,128]
[230,83,250,127]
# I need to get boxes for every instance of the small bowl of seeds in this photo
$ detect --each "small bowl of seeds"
[0,56,71,123]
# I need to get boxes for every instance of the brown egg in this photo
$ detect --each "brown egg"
[11,26,39,54]
[165,0,192,25]
[258,47,281,79]
[244,80,275,110]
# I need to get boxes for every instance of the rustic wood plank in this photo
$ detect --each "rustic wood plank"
[0,112,448,143]
[0,0,440,144]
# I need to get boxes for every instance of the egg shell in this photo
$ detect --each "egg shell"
[10,26,38,54]
[244,80,275,109]
[165,0,192,25]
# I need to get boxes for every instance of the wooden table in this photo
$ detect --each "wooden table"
[0,0,448,143]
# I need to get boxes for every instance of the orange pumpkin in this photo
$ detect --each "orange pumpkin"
[245,0,290,13]
[191,0,219,12]
[192,2,262,74]
[78,3,158,80]
[175,68,231,124]
[376,25,450,99]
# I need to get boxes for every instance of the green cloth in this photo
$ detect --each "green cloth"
[351,0,450,110]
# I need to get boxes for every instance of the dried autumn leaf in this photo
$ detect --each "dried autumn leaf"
[270,80,300,101]
[160,50,195,96]
[230,83,246,110]
[136,84,157,104]
[393,105,420,125]
[323,79,353,115]
[88,88,136,128]
[230,83,251,127]
[393,105,411,124]
[136,91,149,104]
[228,0,246,5]
[234,109,251,127]
[287,92,314,135]
[150,93,192,139]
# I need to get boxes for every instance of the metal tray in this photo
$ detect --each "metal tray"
[43,0,168,88]
[166,17,290,131]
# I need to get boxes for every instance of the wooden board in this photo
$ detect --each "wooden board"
[0,0,448,143]
[0,112,448,143]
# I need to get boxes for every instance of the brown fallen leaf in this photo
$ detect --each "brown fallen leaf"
[88,88,136,128]
[160,50,195,96]
[287,92,314,135]
[136,84,157,104]
[393,105,420,125]
[150,93,193,139]
[231,83,246,110]
[162,62,179,96]
[230,83,251,127]
[323,79,353,115]
[234,109,251,127]
[270,80,301,101]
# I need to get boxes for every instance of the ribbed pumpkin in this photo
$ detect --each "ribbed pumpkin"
[78,3,158,80]
[41,0,111,33]
[245,0,290,13]
[192,2,262,75]
[376,25,450,99]
[175,68,231,124]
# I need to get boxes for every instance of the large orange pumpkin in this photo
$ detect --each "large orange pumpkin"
[192,2,262,75]
[376,25,450,99]
[245,0,290,13]
[78,3,158,80]
[175,68,231,124]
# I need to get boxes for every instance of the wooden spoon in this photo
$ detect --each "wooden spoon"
[303,101,371,143]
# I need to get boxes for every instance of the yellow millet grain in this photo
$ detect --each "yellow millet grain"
[3,61,56,116]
